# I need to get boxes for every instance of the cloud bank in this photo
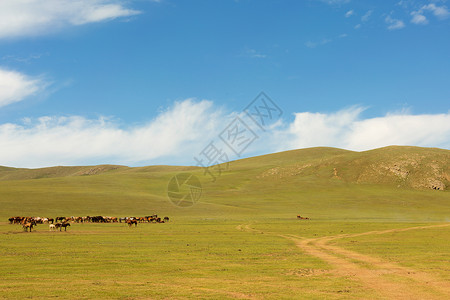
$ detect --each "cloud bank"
[0,101,449,168]
[0,0,141,39]
[277,107,450,152]
[0,100,226,168]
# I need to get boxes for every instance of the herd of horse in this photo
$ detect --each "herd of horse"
[9,214,305,232]
[8,215,170,232]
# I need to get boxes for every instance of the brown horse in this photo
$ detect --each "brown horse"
[126,219,138,227]
[297,215,310,220]
[22,222,34,232]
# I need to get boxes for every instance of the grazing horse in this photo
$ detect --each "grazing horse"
[297,215,310,220]
[61,223,71,231]
[49,224,56,231]
[47,218,54,224]
[163,217,169,222]
[54,223,62,230]
[126,219,137,227]
[56,217,65,223]
[22,222,34,232]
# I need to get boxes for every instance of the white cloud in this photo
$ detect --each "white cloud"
[1,101,449,168]
[385,15,405,30]
[306,38,332,48]
[361,10,373,22]
[0,99,229,168]
[306,33,347,48]
[0,68,46,108]
[345,10,354,18]
[0,0,141,39]
[410,3,449,25]
[422,3,450,19]
[411,12,428,24]
[271,107,450,152]
[243,48,267,59]
[318,0,351,4]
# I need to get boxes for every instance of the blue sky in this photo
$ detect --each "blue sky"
[0,0,449,168]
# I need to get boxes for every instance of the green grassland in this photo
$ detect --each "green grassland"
[0,146,449,299]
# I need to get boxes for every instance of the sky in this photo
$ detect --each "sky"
[0,0,449,168]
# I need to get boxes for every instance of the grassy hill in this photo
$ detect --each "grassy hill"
[1,146,448,189]
[0,146,448,221]
[0,164,128,181]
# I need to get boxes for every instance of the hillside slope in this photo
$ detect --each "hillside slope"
[0,146,449,190]
[234,146,450,191]
[0,146,449,221]
[0,165,128,181]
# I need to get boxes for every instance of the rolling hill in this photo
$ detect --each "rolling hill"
[0,146,448,221]
[1,146,448,190]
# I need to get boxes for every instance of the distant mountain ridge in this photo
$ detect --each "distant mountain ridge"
[0,146,449,190]
[0,165,127,181]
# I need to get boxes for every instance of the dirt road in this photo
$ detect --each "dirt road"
[238,223,450,299]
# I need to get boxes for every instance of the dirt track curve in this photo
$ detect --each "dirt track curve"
[237,223,450,300]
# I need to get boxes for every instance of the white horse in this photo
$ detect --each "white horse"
[49,224,56,231]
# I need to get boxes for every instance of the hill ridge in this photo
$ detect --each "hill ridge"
[0,146,448,190]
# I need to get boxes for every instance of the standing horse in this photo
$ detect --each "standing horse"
[22,222,34,232]
[126,219,137,227]
[61,223,71,231]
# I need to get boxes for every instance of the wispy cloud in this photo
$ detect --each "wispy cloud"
[317,0,351,5]
[422,3,450,18]
[410,3,449,25]
[0,0,142,39]
[385,15,405,30]
[2,53,48,64]
[354,9,372,29]
[305,39,331,48]
[361,9,373,22]
[411,12,428,24]
[0,68,47,108]
[345,10,354,18]
[306,33,347,48]
[242,48,267,59]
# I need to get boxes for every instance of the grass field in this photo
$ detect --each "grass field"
[0,146,449,299]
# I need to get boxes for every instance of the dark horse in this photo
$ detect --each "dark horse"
[60,223,71,231]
